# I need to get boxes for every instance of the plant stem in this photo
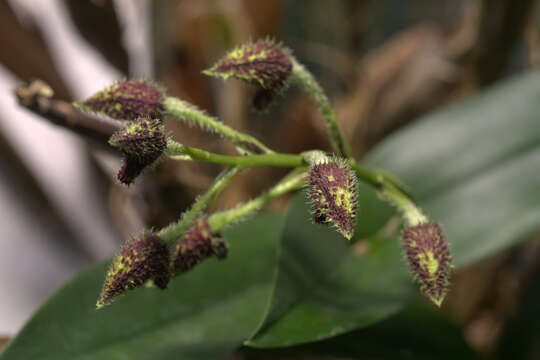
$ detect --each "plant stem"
[380,182,427,226]
[164,97,274,154]
[208,168,307,232]
[166,140,303,168]
[289,58,352,158]
[158,167,241,245]
[349,162,426,226]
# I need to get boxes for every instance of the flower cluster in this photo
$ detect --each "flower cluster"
[69,38,454,310]
[98,218,227,308]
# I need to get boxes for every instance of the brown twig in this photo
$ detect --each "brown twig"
[14,80,122,146]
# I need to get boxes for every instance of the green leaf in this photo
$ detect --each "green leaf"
[250,69,540,347]
[0,215,283,360]
[248,194,415,347]
[309,302,480,360]
[244,302,479,359]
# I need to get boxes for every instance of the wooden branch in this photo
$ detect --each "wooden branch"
[14,80,122,146]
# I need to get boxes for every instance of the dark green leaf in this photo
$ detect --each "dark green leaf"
[243,302,479,359]
[0,215,283,360]
[310,302,479,360]
[248,194,415,347]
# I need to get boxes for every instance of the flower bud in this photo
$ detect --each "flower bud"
[74,79,165,120]
[203,40,292,93]
[97,233,170,308]
[402,222,452,307]
[109,117,166,185]
[172,218,228,275]
[307,159,358,240]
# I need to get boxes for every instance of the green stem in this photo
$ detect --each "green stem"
[164,97,273,154]
[349,162,426,226]
[289,58,352,158]
[166,140,303,168]
[158,166,241,245]
[209,168,307,232]
[380,182,427,226]
[348,161,384,188]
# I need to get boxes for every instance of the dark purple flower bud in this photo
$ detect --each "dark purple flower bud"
[172,218,228,275]
[307,160,358,240]
[402,222,452,307]
[203,40,292,93]
[108,117,166,185]
[97,233,170,308]
[74,79,165,120]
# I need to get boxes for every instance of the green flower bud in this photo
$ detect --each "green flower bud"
[74,79,165,120]
[402,222,452,307]
[307,159,358,240]
[172,218,228,275]
[108,117,166,185]
[97,233,170,308]
[203,40,292,93]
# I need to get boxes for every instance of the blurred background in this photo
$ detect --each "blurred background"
[1,0,540,356]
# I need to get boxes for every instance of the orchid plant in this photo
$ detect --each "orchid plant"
[74,39,453,309]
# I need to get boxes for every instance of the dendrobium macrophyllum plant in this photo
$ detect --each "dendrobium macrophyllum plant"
[74,39,452,309]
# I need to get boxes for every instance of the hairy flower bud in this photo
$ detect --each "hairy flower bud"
[307,159,358,240]
[172,218,228,275]
[402,222,452,307]
[74,79,165,120]
[97,233,170,308]
[109,117,166,185]
[203,40,292,94]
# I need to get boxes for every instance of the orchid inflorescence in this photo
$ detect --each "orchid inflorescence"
[74,39,452,308]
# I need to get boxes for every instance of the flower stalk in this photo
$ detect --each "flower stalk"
[289,58,352,158]
[165,139,303,168]
[158,166,241,245]
[17,38,453,310]
[208,168,307,232]
[164,97,273,154]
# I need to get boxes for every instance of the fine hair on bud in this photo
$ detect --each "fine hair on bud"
[172,217,228,275]
[307,158,358,240]
[203,39,292,109]
[109,117,166,185]
[97,233,170,308]
[402,222,452,307]
[74,79,165,120]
